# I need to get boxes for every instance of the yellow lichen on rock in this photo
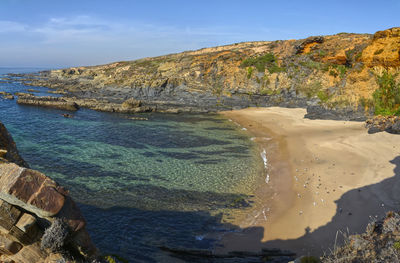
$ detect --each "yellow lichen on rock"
[361,27,400,67]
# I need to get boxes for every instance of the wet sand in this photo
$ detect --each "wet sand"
[218,107,400,256]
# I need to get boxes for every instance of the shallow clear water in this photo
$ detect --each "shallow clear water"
[0,68,261,262]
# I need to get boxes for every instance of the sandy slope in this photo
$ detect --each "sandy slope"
[218,107,400,256]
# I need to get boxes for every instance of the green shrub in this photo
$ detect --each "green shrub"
[318,50,327,57]
[372,70,400,115]
[299,81,323,99]
[359,97,374,109]
[247,67,253,79]
[317,90,331,102]
[393,241,400,251]
[241,53,285,73]
[355,52,362,61]
[260,88,280,96]
[329,70,338,78]
[337,65,347,78]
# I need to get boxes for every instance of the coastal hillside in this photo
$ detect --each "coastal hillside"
[18,27,400,119]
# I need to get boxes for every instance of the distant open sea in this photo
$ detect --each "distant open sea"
[0,68,262,262]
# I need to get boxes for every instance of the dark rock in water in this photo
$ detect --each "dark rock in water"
[62,113,73,118]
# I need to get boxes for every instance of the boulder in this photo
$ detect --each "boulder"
[366,115,400,134]
[0,163,65,218]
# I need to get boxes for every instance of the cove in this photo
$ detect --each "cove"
[0,68,262,261]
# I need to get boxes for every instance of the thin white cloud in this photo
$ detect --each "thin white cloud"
[0,20,26,33]
[0,15,273,67]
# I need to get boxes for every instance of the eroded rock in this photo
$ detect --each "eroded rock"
[17,95,79,111]
[0,121,98,262]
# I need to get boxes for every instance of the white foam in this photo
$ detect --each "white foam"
[265,174,270,184]
[260,149,268,169]
[262,208,267,221]
[195,235,204,241]
[260,149,270,184]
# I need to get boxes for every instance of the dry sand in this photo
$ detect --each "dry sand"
[218,107,400,256]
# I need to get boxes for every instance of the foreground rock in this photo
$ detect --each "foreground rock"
[0,122,97,262]
[366,115,400,134]
[323,211,400,262]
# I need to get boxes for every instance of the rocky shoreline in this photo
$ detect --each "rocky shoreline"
[5,27,400,129]
[0,122,98,262]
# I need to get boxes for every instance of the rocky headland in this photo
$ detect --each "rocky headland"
[7,27,400,126]
[0,122,98,262]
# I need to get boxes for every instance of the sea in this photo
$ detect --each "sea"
[0,68,263,262]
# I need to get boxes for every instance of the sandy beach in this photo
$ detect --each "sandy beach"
[218,107,400,256]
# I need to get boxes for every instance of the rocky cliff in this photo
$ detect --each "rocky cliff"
[0,122,97,262]
[323,211,400,262]
[14,27,400,119]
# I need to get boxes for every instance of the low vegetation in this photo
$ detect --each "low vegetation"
[41,218,70,252]
[372,70,400,115]
[241,53,285,73]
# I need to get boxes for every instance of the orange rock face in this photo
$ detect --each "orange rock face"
[361,27,400,67]
[321,50,348,65]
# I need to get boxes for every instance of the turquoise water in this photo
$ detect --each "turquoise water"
[0,68,261,262]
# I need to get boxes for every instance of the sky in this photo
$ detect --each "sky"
[0,0,398,68]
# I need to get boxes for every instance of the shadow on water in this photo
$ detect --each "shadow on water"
[77,187,252,263]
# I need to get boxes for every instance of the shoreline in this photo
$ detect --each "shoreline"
[218,107,400,256]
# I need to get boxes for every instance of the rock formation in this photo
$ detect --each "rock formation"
[12,27,400,120]
[323,211,400,262]
[0,122,97,262]
[16,95,79,111]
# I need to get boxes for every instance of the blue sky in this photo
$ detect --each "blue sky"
[0,0,398,68]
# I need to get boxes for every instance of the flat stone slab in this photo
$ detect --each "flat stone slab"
[0,163,65,218]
